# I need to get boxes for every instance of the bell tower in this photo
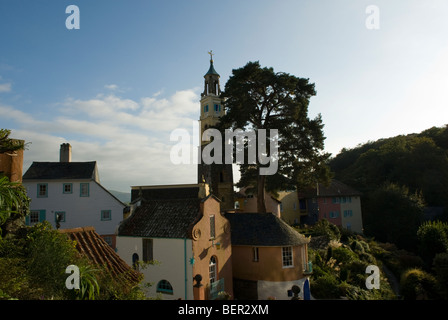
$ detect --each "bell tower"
[198,51,234,211]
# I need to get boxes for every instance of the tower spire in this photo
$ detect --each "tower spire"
[202,50,220,96]
[208,50,214,63]
[198,52,234,211]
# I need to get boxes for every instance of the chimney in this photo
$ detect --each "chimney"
[198,182,210,199]
[60,143,72,162]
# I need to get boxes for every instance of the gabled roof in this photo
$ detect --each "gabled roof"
[23,161,97,180]
[225,212,309,247]
[300,179,362,198]
[59,227,141,284]
[118,198,202,239]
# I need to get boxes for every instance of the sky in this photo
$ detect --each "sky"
[1,0,447,193]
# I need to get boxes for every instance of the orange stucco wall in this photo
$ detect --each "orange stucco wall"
[0,143,24,183]
[191,197,233,299]
[231,244,307,282]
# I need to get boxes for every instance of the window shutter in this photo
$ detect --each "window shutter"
[39,210,46,222]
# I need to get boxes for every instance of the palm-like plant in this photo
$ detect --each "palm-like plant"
[0,129,29,236]
[75,264,100,300]
[0,176,30,233]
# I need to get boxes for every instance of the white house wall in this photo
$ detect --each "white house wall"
[24,179,124,235]
[116,236,194,300]
[340,196,363,234]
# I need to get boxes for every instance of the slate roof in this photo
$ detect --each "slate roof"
[300,179,362,198]
[60,227,141,284]
[205,61,219,76]
[225,212,310,247]
[23,161,97,180]
[131,185,200,202]
[118,198,202,239]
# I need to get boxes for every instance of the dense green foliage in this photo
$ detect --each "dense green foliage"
[0,221,146,300]
[329,125,448,250]
[330,125,448,208]
[320,125,448,299]
[363,183,425,251]
[300,219,448,300]
[306,232,396,299]
[400,268,439,300]
[417,220,448,266]
[0,176,30,238]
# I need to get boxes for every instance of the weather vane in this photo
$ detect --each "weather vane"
[208,50,214,61]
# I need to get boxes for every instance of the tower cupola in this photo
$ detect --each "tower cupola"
[202,50,221,97]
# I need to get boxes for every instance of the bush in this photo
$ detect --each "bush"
[358,252,376,264]
[332,246,357,265]
[342,260,370,288]
[25,221,80,299]
[311,273,340,299]
[433,252,448,299]
[350,239,370,254]
[400,268,439,300]
[313,219,341,242]
[417,220,448,266]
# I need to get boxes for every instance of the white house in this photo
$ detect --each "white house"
[22,143,126,248]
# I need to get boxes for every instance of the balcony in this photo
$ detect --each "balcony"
[303,261,313,275]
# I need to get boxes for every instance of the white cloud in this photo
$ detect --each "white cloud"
[0,83,12,92]
[104,84,118,90]
[6,88,203,192]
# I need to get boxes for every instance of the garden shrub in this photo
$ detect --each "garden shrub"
[400,268,439,300]
[417,220,448,266]
[350,239,366,254]
[332,246,357,265]
[433,253,448,299]
[358,252,376,264]
[25,221,80,299]
[313,219,341,242]
[311,273,340,299]
[342,260,370,288]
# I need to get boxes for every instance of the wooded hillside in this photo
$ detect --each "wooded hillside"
[329,125,448,250]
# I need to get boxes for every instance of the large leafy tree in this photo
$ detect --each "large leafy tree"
[218,61,331,212]
[363,183,424,251]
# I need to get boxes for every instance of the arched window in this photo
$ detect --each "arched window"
[156,280,173,295]
[209,256,217,284]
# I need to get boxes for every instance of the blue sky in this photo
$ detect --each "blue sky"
[1,0,447,192]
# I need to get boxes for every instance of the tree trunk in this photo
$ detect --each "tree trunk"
[257,173,266,213]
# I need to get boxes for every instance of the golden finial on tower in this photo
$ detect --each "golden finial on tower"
[208,50,214,62]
